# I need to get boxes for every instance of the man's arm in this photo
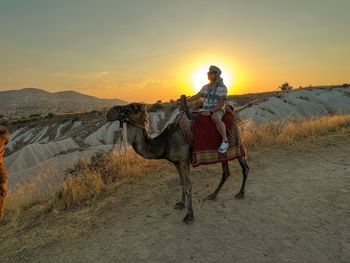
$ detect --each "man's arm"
[211,85,227,113]
[187,93,201,103]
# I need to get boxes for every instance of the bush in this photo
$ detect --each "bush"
[279,82,293,91]
[50,150,160,210]
[240,115,350,147]
[148,103,164,112]
[29,114,41,118]
[46,112,55,118]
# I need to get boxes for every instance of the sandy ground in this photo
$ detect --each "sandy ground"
[0,130,349,263]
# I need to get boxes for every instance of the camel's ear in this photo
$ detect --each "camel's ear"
[140,103,147,111]
[131,104,139,111]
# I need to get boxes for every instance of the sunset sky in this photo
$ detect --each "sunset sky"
[0,0,349,102]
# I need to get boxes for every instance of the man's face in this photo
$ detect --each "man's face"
[207,71,216,82]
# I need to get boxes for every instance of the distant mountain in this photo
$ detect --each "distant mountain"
[0,88,127,116]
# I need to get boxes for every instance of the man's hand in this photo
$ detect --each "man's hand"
[200,111,211,116]
[187,93,201,103]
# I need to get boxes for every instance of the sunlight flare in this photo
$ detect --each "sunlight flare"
[190,65,233,93]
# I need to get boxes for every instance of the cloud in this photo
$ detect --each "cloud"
[94,72,109,78]
[50,71,109,79]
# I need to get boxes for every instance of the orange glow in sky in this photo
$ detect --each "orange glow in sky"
[190,65,233,93]
[175,53,246,99]
[1,1,349,103]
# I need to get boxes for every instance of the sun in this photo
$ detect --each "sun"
[190,65,233,93]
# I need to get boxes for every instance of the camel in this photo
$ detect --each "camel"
[106,103,249,224]
[0,126,9,221]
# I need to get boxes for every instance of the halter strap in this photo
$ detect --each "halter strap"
[123,118,146,129]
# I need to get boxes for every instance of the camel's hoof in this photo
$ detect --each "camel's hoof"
[174,201,185,210]
[204,193,217,201]
[235,192,245,199]
[182,214,194,224]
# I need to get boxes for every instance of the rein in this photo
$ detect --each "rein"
[112,118,146,157]
[123,118,147,129]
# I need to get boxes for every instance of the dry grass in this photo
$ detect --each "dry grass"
[240,114,350,147]
[3,149,163,221]
[50,150,162,210]
[5,167,63,216]
[3,165,80,225]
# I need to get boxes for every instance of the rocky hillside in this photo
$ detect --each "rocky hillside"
[0,87,127,116]
[237,86,350,124]
[3,109,169,185]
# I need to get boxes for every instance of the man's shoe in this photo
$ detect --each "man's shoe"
[218,140,229,153]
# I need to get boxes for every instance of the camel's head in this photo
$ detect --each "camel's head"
[106,103,149,127]
[0,126,9,146]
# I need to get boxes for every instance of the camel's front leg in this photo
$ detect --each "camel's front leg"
[174,163,185,210]
[179,161,193,224]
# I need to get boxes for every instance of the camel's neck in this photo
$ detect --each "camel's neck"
[126,124,165,159]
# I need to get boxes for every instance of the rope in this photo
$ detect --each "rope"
[110,125,127,157]
[117,126,127,157]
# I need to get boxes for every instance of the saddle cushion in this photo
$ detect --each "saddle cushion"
[191,112,246,167]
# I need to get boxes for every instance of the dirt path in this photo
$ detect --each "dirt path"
[1,131,349,263]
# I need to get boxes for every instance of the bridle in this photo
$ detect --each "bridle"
[119,118,146,130]
[111,113,147,157]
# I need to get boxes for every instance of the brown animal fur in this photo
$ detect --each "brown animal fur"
[0,126,9,221]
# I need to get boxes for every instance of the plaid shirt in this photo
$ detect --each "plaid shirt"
[197,84,227,111]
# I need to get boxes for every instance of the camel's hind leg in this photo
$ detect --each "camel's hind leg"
[174,162,185,210]
[204,162,230,201]
[235,157,249,199]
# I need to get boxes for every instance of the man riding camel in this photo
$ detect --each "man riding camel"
[187,65,229,153]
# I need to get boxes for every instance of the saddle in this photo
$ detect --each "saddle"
[177,95,246,167]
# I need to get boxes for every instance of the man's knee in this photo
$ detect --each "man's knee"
[211,112,223,122]
[211,115,219,124]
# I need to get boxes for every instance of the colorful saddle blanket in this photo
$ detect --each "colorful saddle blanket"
[178,111,246,167]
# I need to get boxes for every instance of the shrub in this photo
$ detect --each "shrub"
[46,112,55,118]
[29,114,41,118]
[49,150,160,210]
[240,115,350,147]
[148,103,164,112]
[278,82,293,91]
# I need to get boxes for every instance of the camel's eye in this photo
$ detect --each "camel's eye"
[132,104,139,111]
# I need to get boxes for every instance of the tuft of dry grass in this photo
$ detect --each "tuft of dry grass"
[52,164,105,210]
[4,149,163,219]
[50,149,162,210]
[5,167,63,214]
[240,114,350,147]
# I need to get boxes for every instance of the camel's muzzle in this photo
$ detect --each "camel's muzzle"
[106,106,124,122]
